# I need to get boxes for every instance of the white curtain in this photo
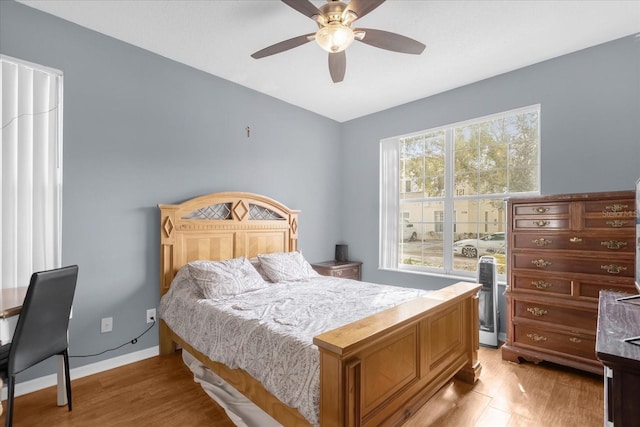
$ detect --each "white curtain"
[379,138,399,270]
[0,55,62,289]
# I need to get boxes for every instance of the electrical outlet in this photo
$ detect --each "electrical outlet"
[146,308,156,323]
[101,317,113,333]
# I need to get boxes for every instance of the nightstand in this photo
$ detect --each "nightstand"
[311,260,362,280]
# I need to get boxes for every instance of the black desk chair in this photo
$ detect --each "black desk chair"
[0,265,78,427]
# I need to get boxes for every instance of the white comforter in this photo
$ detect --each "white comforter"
[158,268,428,426]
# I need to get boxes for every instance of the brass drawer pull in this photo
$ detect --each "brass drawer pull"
[533,207,549,214]
[569,237,582,243]
[569,337,582,344]
[531,280,552,289]
[527,307,548,317]
[526,333,547,342]
[531,259,551,268]
[601,264,627,274]
[601,240,627,250]
[533,220,550,227]
[606,220,628,228]
[532,238,552,246]
[605,204,629,212]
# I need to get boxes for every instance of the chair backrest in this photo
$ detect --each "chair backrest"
[9,265,79,375]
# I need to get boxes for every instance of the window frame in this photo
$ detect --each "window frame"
[380,105,541,280]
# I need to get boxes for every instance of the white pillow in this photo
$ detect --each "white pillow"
[256,251,319,282]
[187,257,268,300]
[249,257,273,282]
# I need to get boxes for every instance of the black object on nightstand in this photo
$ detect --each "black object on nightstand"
[311,260,362,281]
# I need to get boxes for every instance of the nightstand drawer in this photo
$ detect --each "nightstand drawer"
[312,261,362,281]
[331,266,360,279]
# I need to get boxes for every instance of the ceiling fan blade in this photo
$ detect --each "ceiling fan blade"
[251,33,315,59]
[345,0,386,20]
[328,51,346,83]
[355,28,426,54]
[281,0,322,20]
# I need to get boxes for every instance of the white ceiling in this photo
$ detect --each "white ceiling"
[18,0,640,122]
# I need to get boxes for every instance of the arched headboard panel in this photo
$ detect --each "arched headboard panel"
[158,192,300,296]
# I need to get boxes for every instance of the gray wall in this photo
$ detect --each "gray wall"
[1,1,342,381]
[1,0,639,382]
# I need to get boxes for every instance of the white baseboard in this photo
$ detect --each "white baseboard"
[2,346,159,400]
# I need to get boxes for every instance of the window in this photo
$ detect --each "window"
[380,105,540,279]
[1,55,63,289]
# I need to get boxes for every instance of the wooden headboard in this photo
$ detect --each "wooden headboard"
[158,192,300,297]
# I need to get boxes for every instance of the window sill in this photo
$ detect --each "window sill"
[379,266,507,285]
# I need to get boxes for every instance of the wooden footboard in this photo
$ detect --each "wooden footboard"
[314,281,481,427]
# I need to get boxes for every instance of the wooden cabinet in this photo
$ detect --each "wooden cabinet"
[311,260,362,280]
[502,191,636,374]
[596,291,640,426]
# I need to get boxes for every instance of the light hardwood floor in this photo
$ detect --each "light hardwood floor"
[4,346,603,426]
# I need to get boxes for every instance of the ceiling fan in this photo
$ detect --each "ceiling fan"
[251,0,426,83]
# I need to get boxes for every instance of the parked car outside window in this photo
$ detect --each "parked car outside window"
[453,232,505,258]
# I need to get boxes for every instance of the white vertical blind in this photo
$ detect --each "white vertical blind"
[0,55,62,289]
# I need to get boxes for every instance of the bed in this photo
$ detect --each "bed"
[158,192,481,427]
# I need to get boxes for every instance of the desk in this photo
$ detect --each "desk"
[0,286,67,408]
[0,287,28,345]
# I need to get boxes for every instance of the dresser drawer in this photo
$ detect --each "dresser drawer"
[514,324,596,361]
[583,199,635,230]
[512,218,570,231]
[514,300,596,331]
[513,202,570,216]
[511,274,571,296]
[513,253,635,278]
[577,279,636,300]
[513,233,635,254]
[584,199,635,216]
[583,216,635,230]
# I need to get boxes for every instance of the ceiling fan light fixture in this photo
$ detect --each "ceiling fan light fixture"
[315,23,354,53]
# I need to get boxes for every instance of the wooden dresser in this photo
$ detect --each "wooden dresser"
[311,260,362,280]
[502,190,636,374]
